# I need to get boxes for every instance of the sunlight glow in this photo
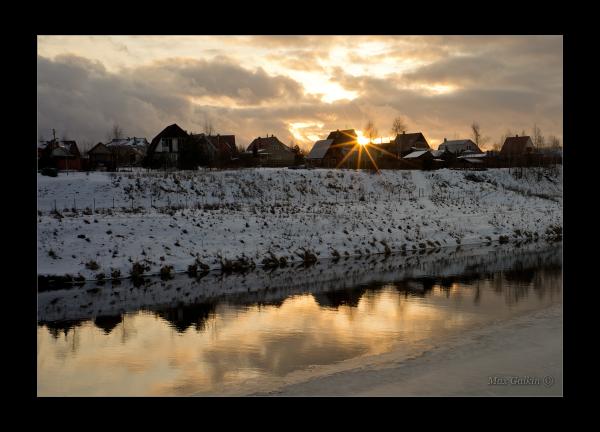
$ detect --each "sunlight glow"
[356,130,371,146]
[420,83,458,95]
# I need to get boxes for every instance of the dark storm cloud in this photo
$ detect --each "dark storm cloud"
[131,57,305,104]
[37,54,308,146]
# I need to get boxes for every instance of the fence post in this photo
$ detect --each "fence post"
[73,197,76,211]
[113,197,115,209]
[54,200,57,212]
[93,198,95,213]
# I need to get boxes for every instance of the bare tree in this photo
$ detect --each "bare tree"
[547,135,561,148]
[364,120,378,143]
[203,116,214,136]
[471,121,489,148]
[107,124,124,142]
[391,116,407,135]
[532,123,545,148]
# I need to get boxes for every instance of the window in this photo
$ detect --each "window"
[163,138,173,152]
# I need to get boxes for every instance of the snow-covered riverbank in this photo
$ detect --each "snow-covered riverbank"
[37,167,562,279]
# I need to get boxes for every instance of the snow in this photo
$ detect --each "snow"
[38,240,560,324]
[37,166,562,279]
[403,150,429,159]
[306,139,333,159]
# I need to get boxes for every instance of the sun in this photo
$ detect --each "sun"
[356,130,370,146]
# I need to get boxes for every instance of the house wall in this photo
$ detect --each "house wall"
[155,137,182,153]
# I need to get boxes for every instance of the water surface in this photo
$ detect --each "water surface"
[38,241,562,396]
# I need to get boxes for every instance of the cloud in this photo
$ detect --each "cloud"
[37,36,563,151]
[37,54,309,146]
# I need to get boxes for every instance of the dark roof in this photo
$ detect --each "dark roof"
[190,133,238,159]
[88,142,111,155]
[382,132,431,153]
[501,136,534,155]
[247,135,292,153]
[388,132,430,153]
[63,141,81,157]
[438,139,481,154]
[148,124,189,154]
[207,135,237,156]
[326,129,357,145]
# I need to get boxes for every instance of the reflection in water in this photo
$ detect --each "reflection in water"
[37,241,562,396]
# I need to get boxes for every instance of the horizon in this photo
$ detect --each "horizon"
[37,35,563,152]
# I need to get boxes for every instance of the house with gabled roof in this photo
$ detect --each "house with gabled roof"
[245,135,295,167]
[145,124,190,168]
[87,143,114,170]
[438,138,482,155]
[306,129,358,168]
[105,136,149,167]
[187,133,238,167]
[38,139,82,170]
[500,135,535,156]
[384,132,430,157]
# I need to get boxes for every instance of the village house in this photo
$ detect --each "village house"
[499,135,537,167]
[500,135,535,156]
[87,142,114,170]
[145,124,190,169]
[187,133,238,168]
[383,132,430,158]
[244,135,295,167]
[306,129,358,168]
[105,137,149,168]
[403,149,434,170]
[374,132,430,168]
[38,139,82,171]
[455,153,488,170]
[438,138,482,155]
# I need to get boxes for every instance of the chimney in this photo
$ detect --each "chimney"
[444,137,447,142]
[402,130,406,135]
[516,134,519,137]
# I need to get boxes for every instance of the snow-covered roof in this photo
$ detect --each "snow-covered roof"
[458,152,487,159]
[307,139,334,159]
[431,150,443,157]
[51,146,73,157]
[464,158,483,163]
[106,137,148,147]
[404,150,429,159]
[438,139,481,154]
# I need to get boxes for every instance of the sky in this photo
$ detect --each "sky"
[37,35,563,151]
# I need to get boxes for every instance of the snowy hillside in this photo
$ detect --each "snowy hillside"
[37,167,562,279]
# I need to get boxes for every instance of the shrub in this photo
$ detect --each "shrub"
[111,269,121,280]
[187,264,198,277]
[295,247,317,265]
[85,260,100,270]
[130,261,149,279]
[262,252,280,269]
[160,265,174,280]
